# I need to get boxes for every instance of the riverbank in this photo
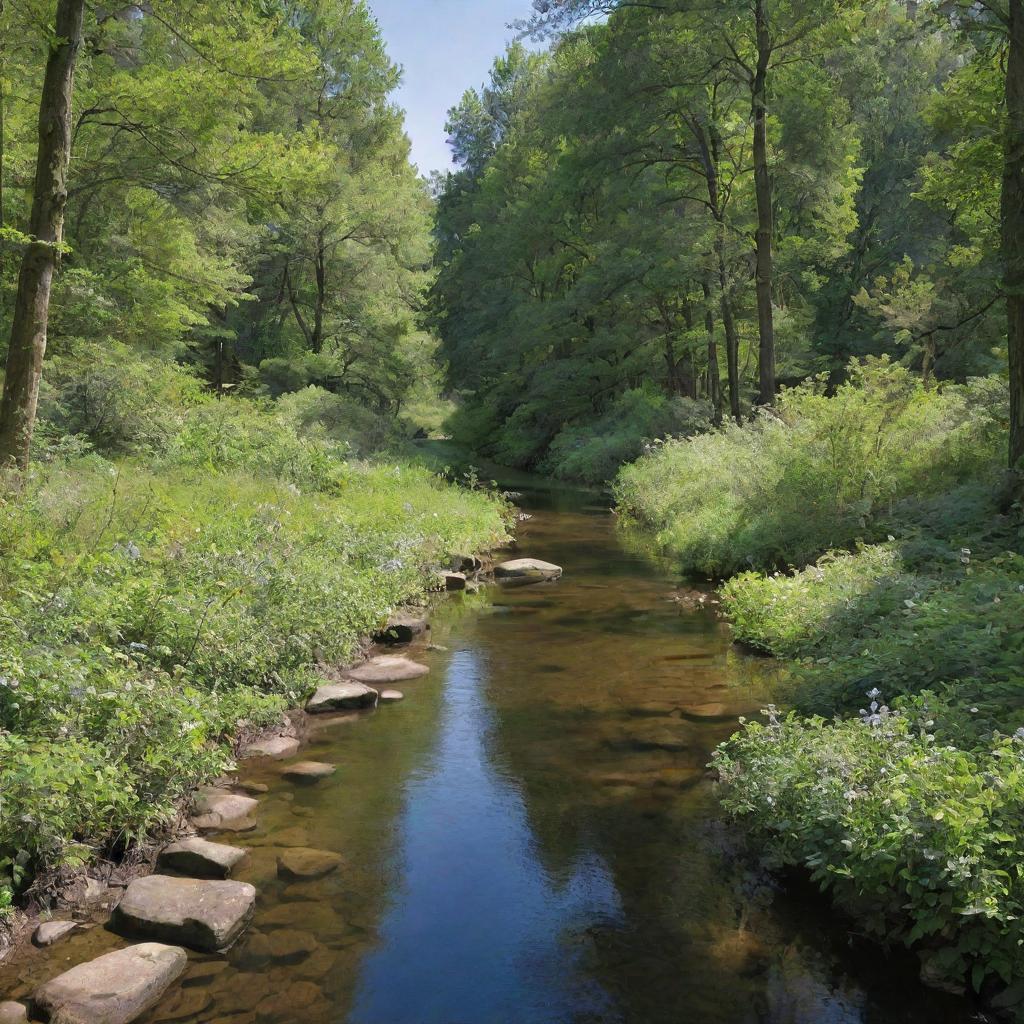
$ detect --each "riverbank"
[614,364,1024,1010]
[0,416,512,951]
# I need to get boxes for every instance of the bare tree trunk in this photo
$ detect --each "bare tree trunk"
[312,225,326,353]
[702,277,723,426]
[752,0,776,407]
[1007,0,1024,469]
[0,0,85,473]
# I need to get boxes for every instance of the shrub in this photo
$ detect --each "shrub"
[714,701,1024,993]
[721,544,909,658]
[614,360,1006,575]
[543,387,713,484]
[36,341,209,455]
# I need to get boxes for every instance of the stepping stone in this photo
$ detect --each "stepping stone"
[306,681,378,713]
[345,656,428,685]
[192,814,256,834]
[241,736,300,759]
[238,780,269,795]
[441,571,467,590]
[280,762,335,784]
[157,838,247,879]
[32,920,78,947]
[277,848,343,881]
[379,690,404,702]
[494,558,563,583]
[192,788,258,827]
[32,943,187,1024]
[373,613,428,645]
[0,1002,26,1024]
[111,875,256,953]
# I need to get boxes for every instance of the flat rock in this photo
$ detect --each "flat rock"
[372,613,428,645]
[192,814,256,834]
[157,838,247,880]
[345,656,429,685]
[241,736,300,759]
[192,788,259,825]
[379,689,404,702]
[305,681,378,713]
[32,943,187,1024]
[0,1002,26,1024]
[276,848,343,881]
[32,921,78,948]
[280,761,335,784]
[441,571,467,590]
[238,781,269,795]
[494,558,563,582]
[111,875,256,952]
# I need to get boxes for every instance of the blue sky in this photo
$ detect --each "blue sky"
[369,0,534,175]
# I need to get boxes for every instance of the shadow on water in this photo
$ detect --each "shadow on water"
[0,477,975,1024]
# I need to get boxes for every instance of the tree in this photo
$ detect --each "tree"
[1005,0,1024,467]
[0,0,85,472]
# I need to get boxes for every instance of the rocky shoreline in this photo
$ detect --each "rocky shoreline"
[0,555,563,1023]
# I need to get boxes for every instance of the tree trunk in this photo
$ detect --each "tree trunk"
[312,226,326,353]
[0,0,85,473]
[752,0,776,407]
[702,278,723,426]
[1006,0,1024,469]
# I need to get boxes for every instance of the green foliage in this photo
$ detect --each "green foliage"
[542,387,712,484]
[614,361,1006,575]
[714,704,1024,992]
[0,406,510,890]
[722,544,907,658]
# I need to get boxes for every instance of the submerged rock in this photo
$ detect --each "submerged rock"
[276,848,343,881]
[345,656,429,684]
[494,558,562,583]
[379,689,404,702]
[111,875,256,952]
[280,761,336,784]
[372,612,428,645]
[241,736,300,759]
[305,681,378,713]
[32,920,78,948]
[32,943,187,1024]
[157,837,247,880]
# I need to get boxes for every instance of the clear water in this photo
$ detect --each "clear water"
[0,486,974,1024]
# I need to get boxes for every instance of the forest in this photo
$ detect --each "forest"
[1,0,1023,1019]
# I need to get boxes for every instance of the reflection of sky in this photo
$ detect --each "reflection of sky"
[348,647,623,1024]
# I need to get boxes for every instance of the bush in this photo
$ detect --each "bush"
[714,702,1024,993]
[614,360,1006,575]
[722,544,909,658]
[276,386,398,456]
[543,387,712,484]
[37,341,209,454]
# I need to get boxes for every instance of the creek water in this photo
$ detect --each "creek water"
[1,484,974,1023]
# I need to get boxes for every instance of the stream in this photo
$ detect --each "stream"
[1,483,974,1023]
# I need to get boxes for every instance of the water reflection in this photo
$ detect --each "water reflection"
[351,648,622,1024]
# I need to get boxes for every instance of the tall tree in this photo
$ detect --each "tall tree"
[0,0,85,472]
[1006,0,1024,467]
